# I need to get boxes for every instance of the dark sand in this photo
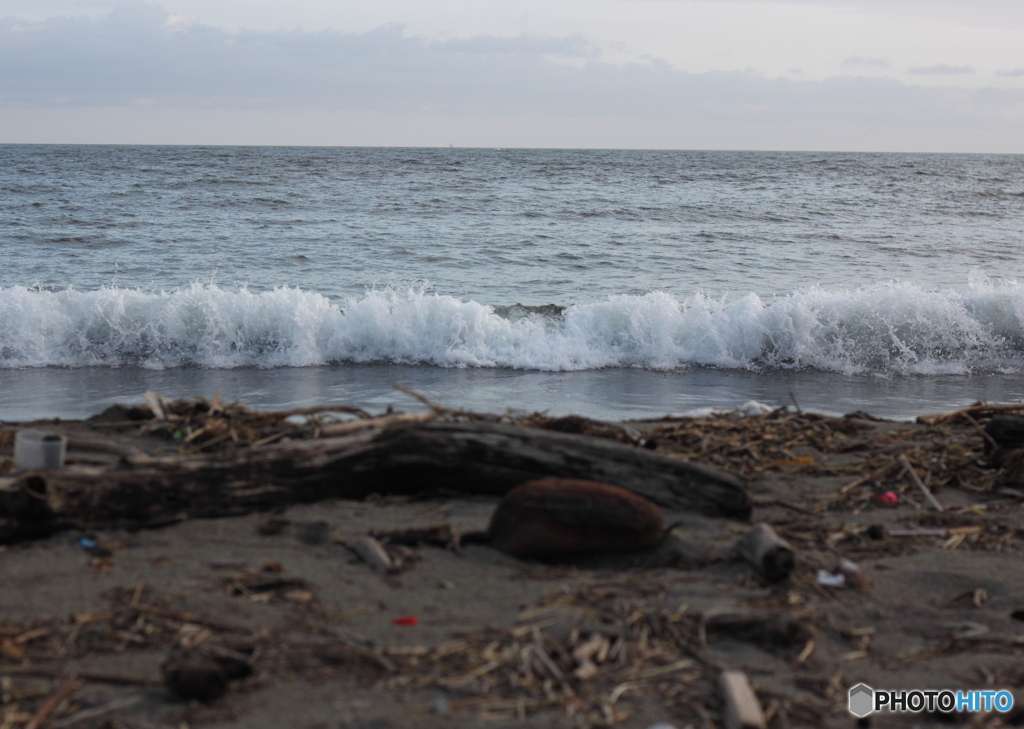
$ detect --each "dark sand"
[2,409,1023,728]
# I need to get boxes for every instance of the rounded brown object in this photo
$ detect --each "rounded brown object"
[487,478,667,558]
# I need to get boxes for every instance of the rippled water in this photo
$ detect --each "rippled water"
[5,146,1024,299]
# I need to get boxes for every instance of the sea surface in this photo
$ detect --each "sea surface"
[2,145,1024,421]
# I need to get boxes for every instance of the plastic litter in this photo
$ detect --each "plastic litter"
[815,570,845,587]
[879,491,899,506]
[392,616,418,626]
[14,430,67,469]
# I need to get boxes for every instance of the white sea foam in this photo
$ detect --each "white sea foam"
[2,277,1023,374]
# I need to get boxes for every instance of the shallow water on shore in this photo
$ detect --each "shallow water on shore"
[2,364,1022,423]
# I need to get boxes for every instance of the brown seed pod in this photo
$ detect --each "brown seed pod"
[486,478,667,559]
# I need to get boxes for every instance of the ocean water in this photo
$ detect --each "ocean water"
[2,145,1024,421]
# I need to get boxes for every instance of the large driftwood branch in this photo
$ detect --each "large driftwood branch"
[0,419,751,543]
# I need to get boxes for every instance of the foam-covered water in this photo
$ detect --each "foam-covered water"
[3,275,1023,375]
[3,145,1024,419]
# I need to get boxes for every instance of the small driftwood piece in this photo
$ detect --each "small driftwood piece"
[0,419,751,544]
[887,528,947,537]
[25,677,82,729]
[737,523,794,582]
[720,671,767,729]
[349,536,397,575]
[898,454,943,512]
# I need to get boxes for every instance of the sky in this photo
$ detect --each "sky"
[1,0,1023,151]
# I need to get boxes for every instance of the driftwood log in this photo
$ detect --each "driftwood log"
[0,418,751,543]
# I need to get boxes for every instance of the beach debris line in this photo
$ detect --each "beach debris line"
[483,478,667,559]
[0,574,820,726]
[640,401,1023,512]
[0,399,752,545]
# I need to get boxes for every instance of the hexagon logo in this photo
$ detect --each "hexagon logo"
[849,684,874,718]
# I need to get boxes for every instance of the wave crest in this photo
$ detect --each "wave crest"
[1,280,1022,373]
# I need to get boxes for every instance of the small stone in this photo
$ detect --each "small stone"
[431,697,451,714]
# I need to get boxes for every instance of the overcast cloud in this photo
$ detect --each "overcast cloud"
[1,1,1023,151]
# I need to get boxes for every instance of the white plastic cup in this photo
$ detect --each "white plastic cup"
[13,430,67,469]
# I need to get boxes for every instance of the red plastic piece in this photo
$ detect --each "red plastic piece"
[879,491,898,506]
[392,616,419,626]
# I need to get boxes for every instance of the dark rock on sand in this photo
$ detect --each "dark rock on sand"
[162,652,229,702]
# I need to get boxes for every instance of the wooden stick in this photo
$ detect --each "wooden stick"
[0,666,161,686]
[51,696,143,729]
[887,528,948,537]
[318,411,435,437]
[720,671,766,729]
[25,676,81,729]
[737,523,794,582]
[957,411,1000,451]
[898,455,944,512]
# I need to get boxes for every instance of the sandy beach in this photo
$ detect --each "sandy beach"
[2,400,1023,728]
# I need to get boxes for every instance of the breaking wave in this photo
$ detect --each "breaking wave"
[2,276,1024,374]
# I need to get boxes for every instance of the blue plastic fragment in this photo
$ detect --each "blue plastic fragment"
[77,537,97,549]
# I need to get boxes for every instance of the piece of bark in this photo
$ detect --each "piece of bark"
[0,419,751,544]
[720,671,767,729]
[736,523,794,582]
[487,479,666,558]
